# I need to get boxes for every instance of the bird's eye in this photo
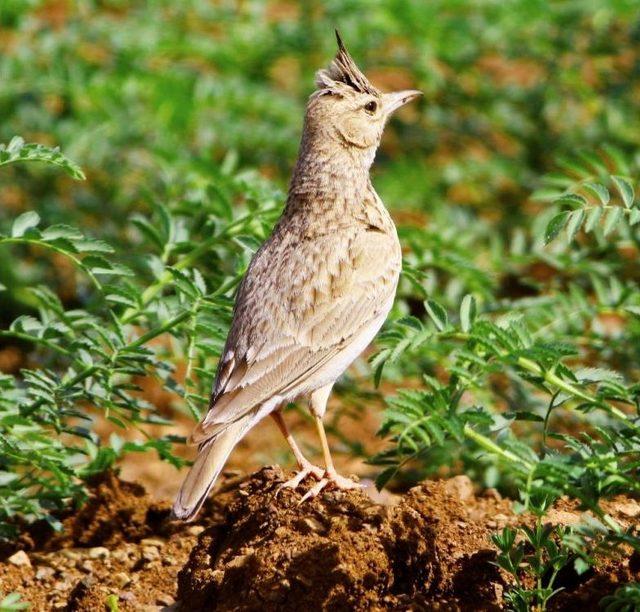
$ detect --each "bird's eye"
[364,100,378,114]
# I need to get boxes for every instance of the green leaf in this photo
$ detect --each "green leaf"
[565,209,584,242]
[544,212,569,243]
[584,206,602,232]
[582,182,610,205]
[460,295,477,332]
[41,224,84,241]
[11,211,40,237]
[82,255,113,274]
[554,193,587,207]
[0,137,85,180]
[130,214,164,250]
[603,207,622,236]
[611,175,634,208]
[424,300,448,331]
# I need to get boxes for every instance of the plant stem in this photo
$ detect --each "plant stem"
[463,423,534,471]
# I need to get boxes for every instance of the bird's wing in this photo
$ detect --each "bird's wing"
[191,226,400,444]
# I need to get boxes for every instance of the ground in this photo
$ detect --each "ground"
[1,467,639,611]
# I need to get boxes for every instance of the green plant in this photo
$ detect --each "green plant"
[0,137,282,535]
[491,496,597,611]
[373,149,640,553]
[0,592,29,612]
[600,583,640,612]
[105,594,119,612]
[493,523,569,611]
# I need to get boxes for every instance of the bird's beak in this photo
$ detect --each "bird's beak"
[382,89,422,115]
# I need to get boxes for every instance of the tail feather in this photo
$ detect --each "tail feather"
[172,414,254,521]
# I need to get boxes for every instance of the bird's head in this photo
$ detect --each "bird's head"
[305,31,421,155]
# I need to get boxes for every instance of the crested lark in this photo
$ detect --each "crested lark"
[173,32,420,520]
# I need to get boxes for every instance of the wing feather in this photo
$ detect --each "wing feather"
[191,227,400,443]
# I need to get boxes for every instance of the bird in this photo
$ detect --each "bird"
[172,31,421,521]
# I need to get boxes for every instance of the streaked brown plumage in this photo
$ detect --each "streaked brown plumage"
[173,32,421,520]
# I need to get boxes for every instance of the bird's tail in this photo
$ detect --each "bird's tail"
[172,414,254,521]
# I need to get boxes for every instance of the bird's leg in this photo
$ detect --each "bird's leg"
[300,386,362,502]
[271,411,323,489]
[314,414,361,488]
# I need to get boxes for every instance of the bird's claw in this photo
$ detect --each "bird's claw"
[299,478,329,502]
[298,470,362,503]
[277,463,324,494]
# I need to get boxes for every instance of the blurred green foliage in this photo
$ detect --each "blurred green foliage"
[2,0,639,224]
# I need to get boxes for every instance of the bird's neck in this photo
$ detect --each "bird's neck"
[285,133,376,222]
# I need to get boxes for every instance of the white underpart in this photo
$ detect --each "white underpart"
[243,291,395,430]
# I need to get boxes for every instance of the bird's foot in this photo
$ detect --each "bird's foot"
[278,461,324,492]
[299,470,362,503]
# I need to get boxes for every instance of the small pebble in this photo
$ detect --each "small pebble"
[111,549,130,563]
[61,549,80,560]
[226,553,251,569]
[142,546,160,561]
[114,572,131,588]
[119,591,136,602]
[617,502,640,518]
[187,525,205,536]
[445,475,474,501]
[8,551,31,567]
[156,594,175,606]
[300,517,325,534]
[140,538,165,548]
[88,546,110,559]
[35,566,55,580]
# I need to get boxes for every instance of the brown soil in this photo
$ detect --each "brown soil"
[0,469,638,611]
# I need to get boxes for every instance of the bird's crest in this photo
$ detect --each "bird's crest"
[315,30,378,96]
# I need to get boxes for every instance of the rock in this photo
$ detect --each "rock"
[141,538,165,547]
[226,552,253,569]
[61,549,81,560]
[616,502,640,518]
[53,581,70,592]
[35,566,55,580]
[142,546,160,561]
[8,550,31,567]
[156,594,175,606]
[119,591,136,602]
[111,549,130,563]
[88,546,110,559]
[445,475,474,501]
[114,572,131,588]
[298,516,326,534]
[187,525,205,536]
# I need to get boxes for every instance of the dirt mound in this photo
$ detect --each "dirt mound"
[177,467,514,610]
[1,467,638,610]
